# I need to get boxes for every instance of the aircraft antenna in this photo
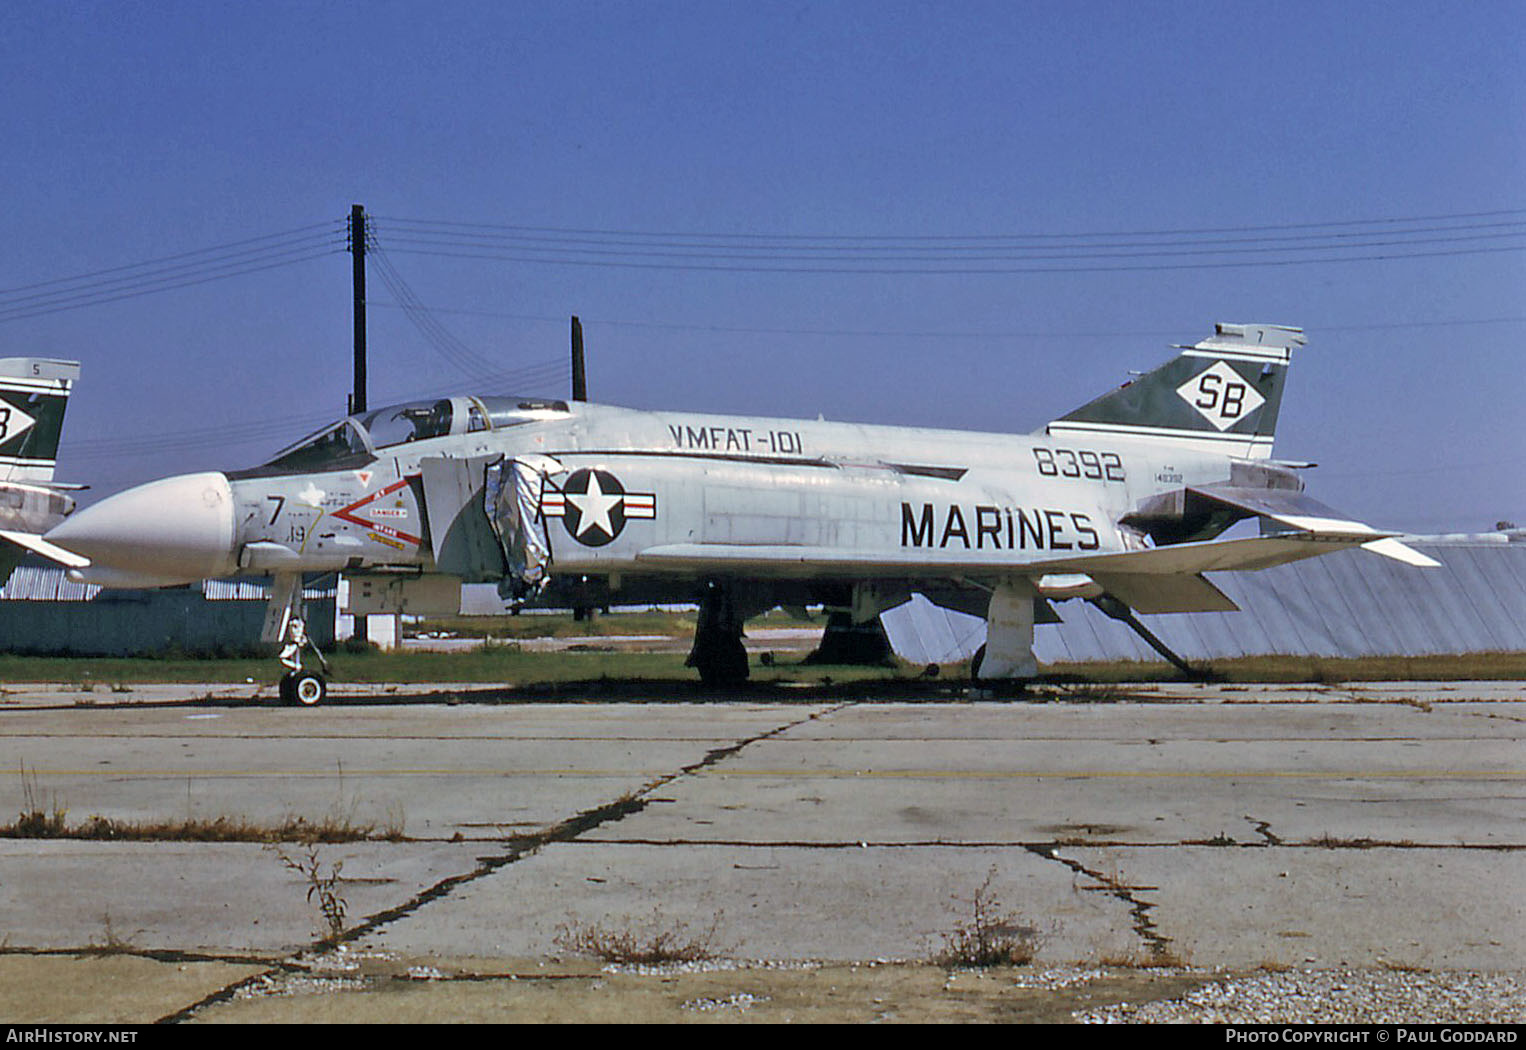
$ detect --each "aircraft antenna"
[570,315,587,401]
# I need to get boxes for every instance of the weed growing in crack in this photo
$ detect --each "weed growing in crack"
[554,907,727,964]
[1190,832,1238,846]
[86,912,137,956]
[273,844,350,943]
[14,764,66,837]
[1309,833,1386,849]
[935,868,1052,968]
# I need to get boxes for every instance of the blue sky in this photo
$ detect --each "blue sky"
[2,1,1522,532]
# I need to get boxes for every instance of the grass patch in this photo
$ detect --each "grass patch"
[0,648,917,687]
[4,762,406,842]
[554,908,727,965]
[1046,652,1526,683]
[0,638,1521,690]
[0,811,404,843]
[1307,833,1393,849]
[1098,948,1189,969]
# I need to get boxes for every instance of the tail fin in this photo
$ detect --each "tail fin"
[1045,323,1304,460]
[0,359,80,482]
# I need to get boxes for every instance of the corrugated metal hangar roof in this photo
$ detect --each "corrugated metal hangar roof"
[882,533,1526,665]
[0,565,332,603]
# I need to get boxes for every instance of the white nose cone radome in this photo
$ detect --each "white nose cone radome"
[46,472,238,585]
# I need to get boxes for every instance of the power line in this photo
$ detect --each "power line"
[373,219,1526,258]
[370,302,1526,341]
[375,227,1526,262]
[0,222,342,296]
[370,206,1526,273]
[377,241,1526,275]
[0,225,346,324]
[0,239,343,323]
[63,361,573,462]
[369,244,524,383]
[40,205,1526,461]
[0,247,342,323]
[373,207,1526,242]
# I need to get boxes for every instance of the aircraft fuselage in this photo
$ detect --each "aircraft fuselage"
[55,400,1239,593]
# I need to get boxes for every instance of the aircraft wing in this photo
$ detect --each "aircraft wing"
[635,529,1381,580]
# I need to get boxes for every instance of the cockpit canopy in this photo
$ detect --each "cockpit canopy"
[247,395,570,475]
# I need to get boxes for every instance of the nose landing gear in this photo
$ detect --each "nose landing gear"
[264,573,331,706]
[277,614,331,706]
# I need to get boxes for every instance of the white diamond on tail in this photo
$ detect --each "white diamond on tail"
[1177,361,1265,431]
[0,401,37,444]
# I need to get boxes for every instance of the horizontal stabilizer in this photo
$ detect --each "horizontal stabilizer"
[0,528,91,568]
[1190,484,1439,567]
[1191,484,1377,535]
[1360,537,1442,568]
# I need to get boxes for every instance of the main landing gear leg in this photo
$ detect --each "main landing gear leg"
[803,613,895,666]
[972,582,1038,682]
[686,580,750,686]
[262,572,330,706]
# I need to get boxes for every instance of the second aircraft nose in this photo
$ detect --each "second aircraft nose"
[46,471,239,586]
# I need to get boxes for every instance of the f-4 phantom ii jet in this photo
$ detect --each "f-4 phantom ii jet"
[44,323,1433,704]
[0,358,85,586]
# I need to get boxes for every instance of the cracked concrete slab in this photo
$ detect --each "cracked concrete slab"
[0,841,487,953]
[590,702,1524,847]
[358,841,1139,963]
[0,682,1519,1021]
[1061,845,1526,972]
[0,702,828,838]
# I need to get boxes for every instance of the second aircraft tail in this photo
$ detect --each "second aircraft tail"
[0,358,80,483]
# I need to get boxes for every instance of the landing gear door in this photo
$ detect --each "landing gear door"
[485,455,558,600]
[417,454,509,580]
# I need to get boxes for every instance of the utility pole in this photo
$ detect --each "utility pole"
[348,204,368,415]
[347,204,369,646]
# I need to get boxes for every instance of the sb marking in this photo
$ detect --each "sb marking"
[541,468,657,547]
[1177,361,1265,430]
